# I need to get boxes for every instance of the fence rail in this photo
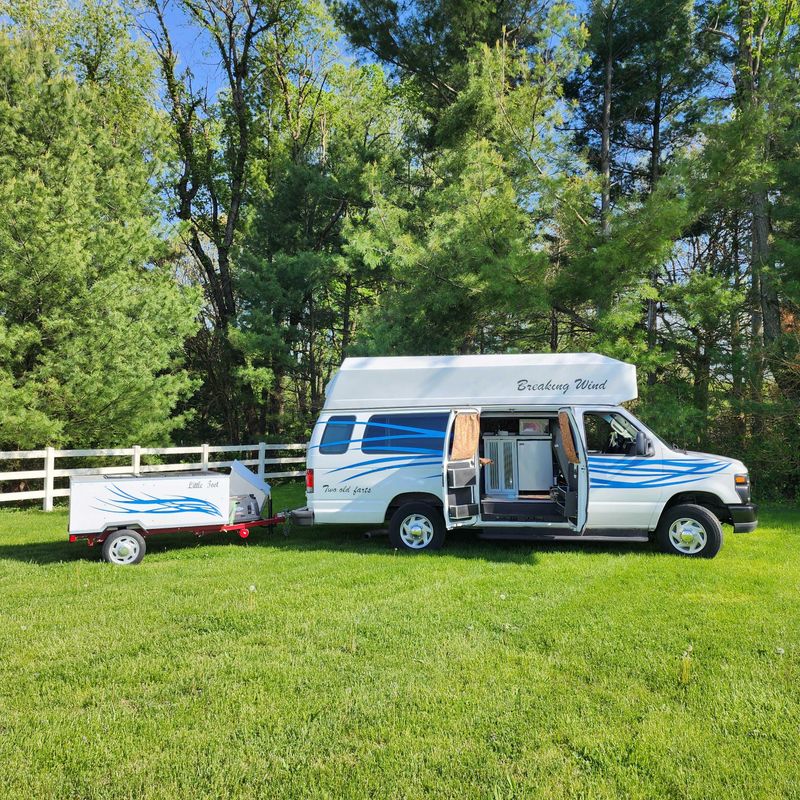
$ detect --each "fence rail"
[0,443,307,510]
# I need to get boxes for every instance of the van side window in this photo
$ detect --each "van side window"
[319,416,356,454]
[363,413,449,454]
[583,412,639,456]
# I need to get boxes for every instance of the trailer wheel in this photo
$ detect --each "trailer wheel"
[388,503,445,552]
[656,504,722,558]
[102,529,146,565]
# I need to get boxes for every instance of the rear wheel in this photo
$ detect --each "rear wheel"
[102,529,146,565]
[388,503,446,552]
[656,504,722,558]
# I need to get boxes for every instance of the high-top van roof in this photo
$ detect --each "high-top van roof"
[322,353,638,410]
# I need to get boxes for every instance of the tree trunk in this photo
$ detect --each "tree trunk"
[308,294,323,417]
[341,272,353,353]
[267,363,285,436]
[755,188,788,394]
[751,185,770,357]
[645,73,662,385]
[550,307,558,352]
[730,216,746,444]
[734,0,768,412]
[734,1,792,400]
[600,6,614,238]
[693,335,710,445]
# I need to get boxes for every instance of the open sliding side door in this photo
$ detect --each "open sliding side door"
[557,408,589,533]
[442,408,481,529]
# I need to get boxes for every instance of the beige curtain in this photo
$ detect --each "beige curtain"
[558,412,579,464]
[450,412,480,461]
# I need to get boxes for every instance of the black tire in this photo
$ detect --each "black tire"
[101,529,146,565]
[388,502,446,552]
[656,503,722,558]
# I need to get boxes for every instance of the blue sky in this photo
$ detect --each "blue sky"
[137,2,225,95]
[136,1,358,99]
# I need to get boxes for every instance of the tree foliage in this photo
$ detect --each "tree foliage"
[1,0,799,497]
[0,9,200,449]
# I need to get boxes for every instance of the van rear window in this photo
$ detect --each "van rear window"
[320,416,356,454]
[362,413,449,454]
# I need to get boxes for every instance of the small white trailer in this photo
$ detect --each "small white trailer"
[68,461,282,564]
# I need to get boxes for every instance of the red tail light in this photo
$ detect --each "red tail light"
[305,468,314,493]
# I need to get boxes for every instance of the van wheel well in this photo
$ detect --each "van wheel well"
[662,492,730,524]
[385,493,443,522]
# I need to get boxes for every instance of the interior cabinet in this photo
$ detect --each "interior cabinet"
[517,440,553,491]
[483,437,517,497]
[483,436,553,498]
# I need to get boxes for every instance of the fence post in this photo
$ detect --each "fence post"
[258,442,266,480]
[201,443,209,471]
[43,446,55,512]
[132,445,141,476]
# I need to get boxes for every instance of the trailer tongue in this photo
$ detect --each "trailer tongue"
[68,460,285,564]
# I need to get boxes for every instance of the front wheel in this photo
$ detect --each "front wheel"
[656,504,722,558]
[102,529,146,565]
[388,503,446,552]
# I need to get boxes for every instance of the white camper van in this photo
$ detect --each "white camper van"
[291,354,757,558]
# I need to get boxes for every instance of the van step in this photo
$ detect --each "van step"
[448,486,474,506]
[481,513,565,523]
[478,529,650,542]
[478,528,575,540]
[447,466,476,487]
[449,503,479,519]
[481,499,564,522]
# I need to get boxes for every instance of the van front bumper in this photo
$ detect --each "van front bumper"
[727,503,758,533]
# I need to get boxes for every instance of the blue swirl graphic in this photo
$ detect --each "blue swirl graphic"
[94,485,222,517]
[309,418,446,452]
[338,457,442,482]
[588,457,729,489]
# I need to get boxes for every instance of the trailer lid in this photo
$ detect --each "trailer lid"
[229,460,271,510]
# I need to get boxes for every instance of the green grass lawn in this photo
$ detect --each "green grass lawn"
[0,484,798,799]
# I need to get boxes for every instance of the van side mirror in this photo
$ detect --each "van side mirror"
[635,431,653,457]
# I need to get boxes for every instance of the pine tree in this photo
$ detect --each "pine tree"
[0,20,200,449]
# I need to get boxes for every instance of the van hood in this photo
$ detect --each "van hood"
[680,449,746,473]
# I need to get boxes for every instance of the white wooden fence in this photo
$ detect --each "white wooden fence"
[0,443,307,511]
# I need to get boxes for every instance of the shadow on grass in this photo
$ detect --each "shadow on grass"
[254,525,658,562]
[0,538,84,565]
[0,522,659,566]
[0,529,257,566]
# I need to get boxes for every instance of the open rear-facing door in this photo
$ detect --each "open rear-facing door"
[442,409,481,529]
[556,408,589,532]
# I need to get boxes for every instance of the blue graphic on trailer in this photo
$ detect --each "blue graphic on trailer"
[589,456,729,489]
[94,485,222,516]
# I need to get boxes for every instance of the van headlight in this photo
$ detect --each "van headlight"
[734,473,750,503]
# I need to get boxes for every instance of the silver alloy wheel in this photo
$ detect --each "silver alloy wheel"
[399,513,434,549]
[668,517,708,555]
[108,534,141,565]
